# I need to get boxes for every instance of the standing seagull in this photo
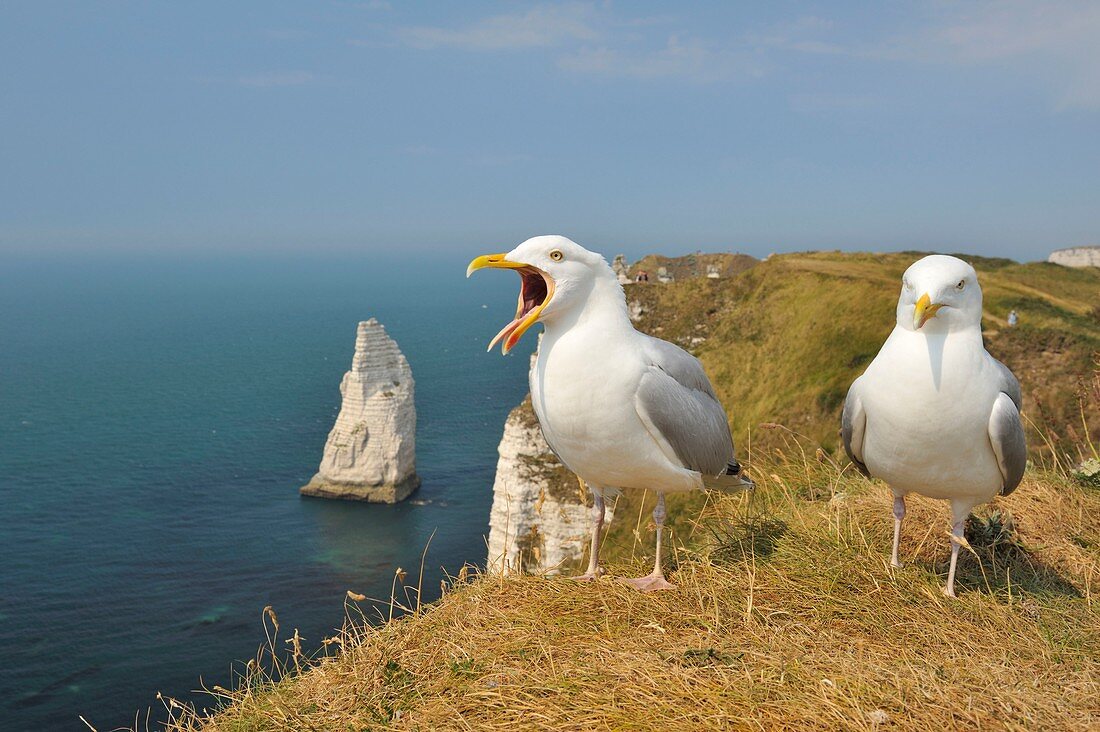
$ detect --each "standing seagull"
[468,236,753,590]
[842,255,1026,597]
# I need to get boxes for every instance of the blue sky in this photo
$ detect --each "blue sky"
[1,1,1097,261]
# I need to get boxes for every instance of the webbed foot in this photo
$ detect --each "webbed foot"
[621,573,676,592]
[574,568,604,583]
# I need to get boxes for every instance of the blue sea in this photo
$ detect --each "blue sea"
[0,252,533,730]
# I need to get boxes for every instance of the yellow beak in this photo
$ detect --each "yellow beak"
[466,252,556,355]
[913,293,943,330]
[466,253,525,278]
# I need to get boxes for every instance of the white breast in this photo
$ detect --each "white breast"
[530,324,699,493]
[859,327,1003,502]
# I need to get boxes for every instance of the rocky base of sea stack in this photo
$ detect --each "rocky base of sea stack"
[299,473,420,503]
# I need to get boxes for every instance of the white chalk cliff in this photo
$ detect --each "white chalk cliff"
[1049,246,1100,268]
[301,319,419,502]
[487,353,614,574]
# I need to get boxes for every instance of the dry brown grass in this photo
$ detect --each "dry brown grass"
[159,432,1100,732]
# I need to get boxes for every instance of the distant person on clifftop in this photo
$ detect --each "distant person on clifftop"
[1008,310,1019,327]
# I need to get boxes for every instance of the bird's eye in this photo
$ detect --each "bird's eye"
[956,279,966,291]
[549,249,564,262]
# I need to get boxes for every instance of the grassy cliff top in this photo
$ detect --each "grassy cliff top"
[168,449,1100,731]
[163,251,1099,731]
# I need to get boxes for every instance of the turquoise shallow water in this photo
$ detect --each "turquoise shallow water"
[0,252,532,730]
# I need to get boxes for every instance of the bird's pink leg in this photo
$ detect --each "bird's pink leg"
[943,518,965,598]
[576,492,605,582]
[890,495,906,568]
[624,493,676,592]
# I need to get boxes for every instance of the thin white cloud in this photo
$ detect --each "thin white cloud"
[389,5,761,82]
[337,0,391,10]
[396,4,598,51]
[755,2,1100,110]
[189,71,321,88]
[788,92,879,114]
[235,71,317,88]
[261,28,311,41]
[469,152,534,167]
[921,1,1100,62]
[382,1,1100,103]
[558,35,760,83]
[394,145,530,165]
[891,1,1100,109]
[623,14,679,29]
[399,144,437,156]
[746,14,841,53]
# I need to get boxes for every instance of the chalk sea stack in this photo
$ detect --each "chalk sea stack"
[300,319,419,502]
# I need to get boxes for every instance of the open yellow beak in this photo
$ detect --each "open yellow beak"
[466,253,524,278]
[467,253,556,355]
[913,293,943,330]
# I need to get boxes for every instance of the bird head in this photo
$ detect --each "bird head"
[467,235,613,354]
[896,255,983,333]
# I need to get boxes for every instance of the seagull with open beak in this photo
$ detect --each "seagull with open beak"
[466,253,556,355]
[841,254,1026,597]
[468,235,753,590]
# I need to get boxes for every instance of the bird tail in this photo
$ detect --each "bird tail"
[701,461,755,494]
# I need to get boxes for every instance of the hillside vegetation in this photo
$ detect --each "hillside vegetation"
[627,250,1099,459]
[161,251,1099,731]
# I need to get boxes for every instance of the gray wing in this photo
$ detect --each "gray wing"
[841,379,870,477]
[634,336,734,475]
[989,392,1026,496]
[641,336,722,398]
[991,357,1022,410]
